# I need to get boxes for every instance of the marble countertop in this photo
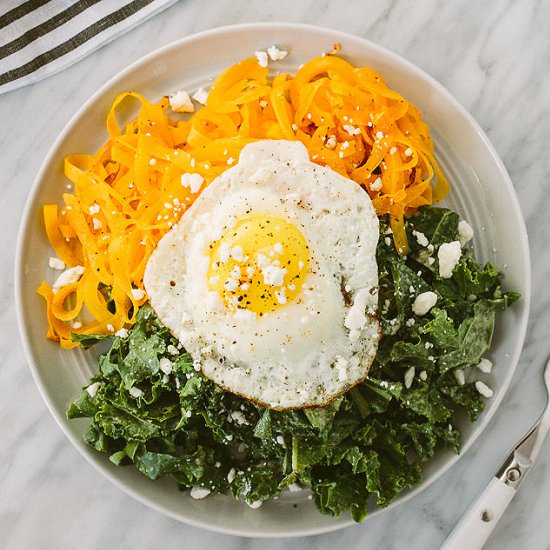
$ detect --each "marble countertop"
[2,1,550,549]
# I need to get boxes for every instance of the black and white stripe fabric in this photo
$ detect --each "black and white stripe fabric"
[0,0,177,95]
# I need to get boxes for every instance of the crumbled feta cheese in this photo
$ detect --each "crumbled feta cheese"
[344,288,371,334]
[405,148,413,156]
[274,288,287,304]
[115,327,128,338]
[72,321,82,329]
[48,257,65,270]
[53,265,85,292]
[343,124,361,136]
[370,177,383,191]
[412,291,438,316]
[106,324,114,332]
[230,245,244,262]
[384,236,392,246]
[181,173,204,193]
[419,370,427,381]
[325,135,337,149]
[454,369,465,385]
[438,241,462,278]
[169,90,194,113]
[404,366,415,389]
[477,358,493,373]
[163,345,177,358]
[88,204,100,215]
[273,242,283,254]
[375,131,384,139]
[159,357,173,374]
[458,220,474,246]
[412,230,429,248]
[192,87,209,105]
[276,435,285,446]
[227,468,236,484]
[248,500,263,509]
[190,487,211,500]
[129,386,143,398]
[131,288,146,301]
[262,265,287,286]
[267,45,288,61]
[149,158,157,166]
[92,218,103,231]
[86,382,101,398]
[475,381,494,398]
[224,278,238,292]
[406,318,415,327]
[254,50,268,67]
[230,411,247,425]
[218,243,231,264]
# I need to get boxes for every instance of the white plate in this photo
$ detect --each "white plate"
[15,23,530,537]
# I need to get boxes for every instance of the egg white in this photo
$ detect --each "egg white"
[144,140,380,409]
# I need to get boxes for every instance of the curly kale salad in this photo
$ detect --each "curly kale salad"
[67,207,518,522]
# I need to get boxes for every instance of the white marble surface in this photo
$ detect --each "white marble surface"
[1,1,550,549]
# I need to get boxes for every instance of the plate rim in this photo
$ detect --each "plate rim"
[14,21,531,538]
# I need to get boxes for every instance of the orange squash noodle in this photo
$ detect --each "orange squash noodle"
[39,54,449,348]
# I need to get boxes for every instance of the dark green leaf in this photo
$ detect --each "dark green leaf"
[408,207,459,245]
[439,301,495,371]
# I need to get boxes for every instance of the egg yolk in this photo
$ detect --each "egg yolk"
[207,216,310,315]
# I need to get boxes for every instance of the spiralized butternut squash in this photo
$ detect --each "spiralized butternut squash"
[39,53,449,347]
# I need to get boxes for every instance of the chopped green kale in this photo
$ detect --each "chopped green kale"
[67,206,518,522]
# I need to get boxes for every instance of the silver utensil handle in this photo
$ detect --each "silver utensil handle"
[440,476,516,550]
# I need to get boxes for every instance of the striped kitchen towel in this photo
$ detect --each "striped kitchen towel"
[0,0,178,95]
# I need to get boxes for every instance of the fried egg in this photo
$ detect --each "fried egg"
[144,140,380,409]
